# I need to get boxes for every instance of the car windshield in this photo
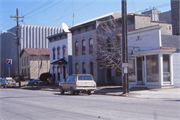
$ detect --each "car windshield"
[78,76,93,80]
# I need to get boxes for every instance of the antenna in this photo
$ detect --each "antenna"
[62,23,70,32]
[73,0,74,25]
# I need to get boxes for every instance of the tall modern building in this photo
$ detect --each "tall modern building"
[171,0,180,35]
[0,24,62,78]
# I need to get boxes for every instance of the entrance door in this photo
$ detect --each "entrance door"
[137,57,143,84]
[63,66,66,80]
[163,54,170,81]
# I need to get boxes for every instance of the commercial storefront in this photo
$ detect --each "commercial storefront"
[119,25,180,88]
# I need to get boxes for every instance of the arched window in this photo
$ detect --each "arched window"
[82,40,86,54]
[89,38,93,53]
[57,46,60,59]
[75,63,79,74]
[62,45,66,58]
[53,48,55,60]
[90,62,93,76]
[75,41,78,55]
[82,62,86,74]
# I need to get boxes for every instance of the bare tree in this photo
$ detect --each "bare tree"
[96,18,122,74]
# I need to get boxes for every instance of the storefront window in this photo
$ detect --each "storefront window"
[146,55,159,82]
[128,59,136,82]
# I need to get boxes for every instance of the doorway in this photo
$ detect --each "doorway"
[63,66,66,80]
[163,54,170,82]
[137,57,144,84]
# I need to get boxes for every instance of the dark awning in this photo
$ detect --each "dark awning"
[51,58,68,65]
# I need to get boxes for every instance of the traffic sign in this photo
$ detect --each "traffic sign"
[6,59,12,67]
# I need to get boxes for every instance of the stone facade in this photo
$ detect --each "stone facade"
[20,48,50,79]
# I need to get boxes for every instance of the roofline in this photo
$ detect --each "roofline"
[118,25,161,36]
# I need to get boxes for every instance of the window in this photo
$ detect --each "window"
[53,67,56,81]
[28,68,30,78]
[75,63,79,74]
[75,41,78,55]
[169,26,171,30]
[116,69,121,76]
[146,55,159,82]
[128,59,135,82]
[90,62,93,76]
[107,38,111,52]
[63,46,66,58]
[57,47,60,59]
[82,62,86,74]
[22,58,24,66]
[53,48,55,60]
[58,66,60,81]
[24,69,26,76]
[24,58,26,65]
[82,40,86,54]
[78,76,93,80]
[89,38,93,53]
[22,69,23,76]
[27,57,29,65]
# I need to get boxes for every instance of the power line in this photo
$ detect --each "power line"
[23,0,54,16]
[25,0,63,19]
[20,0,41,12]
[54,1,74,26]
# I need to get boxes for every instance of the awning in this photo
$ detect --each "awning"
[51,58,68,65]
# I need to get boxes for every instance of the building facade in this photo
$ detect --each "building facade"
[1,24,62,78]
[20,48,50,79]
[118,25,180,88]
[48,32,72,84]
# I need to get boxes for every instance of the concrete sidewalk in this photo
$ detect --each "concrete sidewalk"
[18,83,180,100]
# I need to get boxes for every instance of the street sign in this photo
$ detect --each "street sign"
[6,59,12,67]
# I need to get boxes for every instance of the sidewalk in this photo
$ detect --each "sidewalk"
[18,83,180,100]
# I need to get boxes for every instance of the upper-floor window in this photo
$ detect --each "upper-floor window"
[107,38,111,52]
[82,62,86,74]
[22,58,24,66]
[27,57,29,65]
[82,40,86,54]
[75,41,78,55]
[57,47,60,59]
[24,58,26,65]
[63,46,66,58]
[89,38,93,53]
[53,48,55,60]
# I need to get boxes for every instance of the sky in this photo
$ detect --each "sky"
[0,0,171,32]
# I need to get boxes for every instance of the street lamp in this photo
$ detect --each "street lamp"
[1,30,21,87]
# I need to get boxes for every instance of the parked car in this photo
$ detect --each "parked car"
[0,77,16,88]
[28,78,41,85]
[59,74,97,95]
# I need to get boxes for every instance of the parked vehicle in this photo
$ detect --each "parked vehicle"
[28,78,41,85]
[59,74,97,95]
[0,77,16,88]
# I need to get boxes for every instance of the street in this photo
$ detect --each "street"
[0,88,179,120]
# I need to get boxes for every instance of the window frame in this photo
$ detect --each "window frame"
[89,38,93,53]
[82,40,86,54]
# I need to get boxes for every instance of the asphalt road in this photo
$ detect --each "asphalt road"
[0,88,179,120]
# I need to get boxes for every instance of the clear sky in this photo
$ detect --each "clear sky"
[0,0,171,32]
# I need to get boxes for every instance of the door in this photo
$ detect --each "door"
[137,57,144,84]
[163,54,170,82]
[63,66,66,80]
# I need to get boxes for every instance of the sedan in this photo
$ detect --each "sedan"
[0,78,16,88]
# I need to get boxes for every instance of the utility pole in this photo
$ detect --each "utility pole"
[122,0,129,94]
[10,8,24,87]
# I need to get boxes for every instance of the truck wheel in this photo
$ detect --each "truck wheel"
[70,87,75,95]
[87,91,91,95]
[60,87,64,94]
